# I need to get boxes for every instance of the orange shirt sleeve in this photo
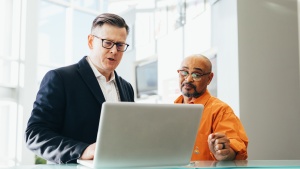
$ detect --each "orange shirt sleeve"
[210,104,248,160]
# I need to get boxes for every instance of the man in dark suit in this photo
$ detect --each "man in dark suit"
[25,13,134,164]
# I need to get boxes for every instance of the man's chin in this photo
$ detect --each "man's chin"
[181,90,201,98]
[182,91,193,98]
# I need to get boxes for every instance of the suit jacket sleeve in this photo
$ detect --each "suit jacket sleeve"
[25,70,89,164]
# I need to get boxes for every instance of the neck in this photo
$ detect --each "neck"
[88,56,112,82]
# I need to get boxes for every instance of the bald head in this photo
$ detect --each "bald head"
[180,54,212,73]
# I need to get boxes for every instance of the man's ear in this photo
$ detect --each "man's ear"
[207,72,214,85]
[88,34,93,49]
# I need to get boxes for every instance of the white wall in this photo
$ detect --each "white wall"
[211,0,240,116]
[212,0,300,159]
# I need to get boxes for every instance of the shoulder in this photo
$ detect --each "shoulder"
[209,96,230,106]
[206,96,234,115]
[41,64,77,85]
[45,57,88,78]
[204,97,243,129]
[54,64,78,76]
[41,57,88,85]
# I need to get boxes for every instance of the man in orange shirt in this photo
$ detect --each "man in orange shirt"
[174,54,248,161]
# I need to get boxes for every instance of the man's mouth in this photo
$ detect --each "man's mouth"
[182,83,195,90]
[108,58,115,61]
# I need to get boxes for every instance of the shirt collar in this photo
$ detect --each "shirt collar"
[193,90,211,105]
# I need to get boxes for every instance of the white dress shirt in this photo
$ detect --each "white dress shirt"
[87,56,120,102]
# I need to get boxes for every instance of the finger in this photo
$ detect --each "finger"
[208,133,217,144]
[208,133,215,141]
[214,136,230,146]
[216,148,231,156]
[221,142,226,149]
[214,142,227,151]
[212,132,226,139]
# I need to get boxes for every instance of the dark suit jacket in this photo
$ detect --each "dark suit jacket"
[25,56,135,164]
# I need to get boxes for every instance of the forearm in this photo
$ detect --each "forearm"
[25,126,88,163]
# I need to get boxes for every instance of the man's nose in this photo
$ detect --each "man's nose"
[110,44,118,53]
[185,74,194,82]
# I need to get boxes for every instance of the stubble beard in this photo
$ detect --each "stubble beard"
[181,82,201,98]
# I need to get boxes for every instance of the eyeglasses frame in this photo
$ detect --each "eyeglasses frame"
[177,69,211,81]
[92,35,129,52]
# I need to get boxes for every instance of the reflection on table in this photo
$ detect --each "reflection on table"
[4,160,300,169]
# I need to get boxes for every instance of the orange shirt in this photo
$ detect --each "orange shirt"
[174,90,248,161]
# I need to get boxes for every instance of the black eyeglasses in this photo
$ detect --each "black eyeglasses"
[92,35,129,52]
[177,70,211,81]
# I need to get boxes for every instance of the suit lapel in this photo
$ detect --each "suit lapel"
[77,56,106,104]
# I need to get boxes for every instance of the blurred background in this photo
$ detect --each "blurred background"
[1,0,300,167]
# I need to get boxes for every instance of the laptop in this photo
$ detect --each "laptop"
[77,102,203,168]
